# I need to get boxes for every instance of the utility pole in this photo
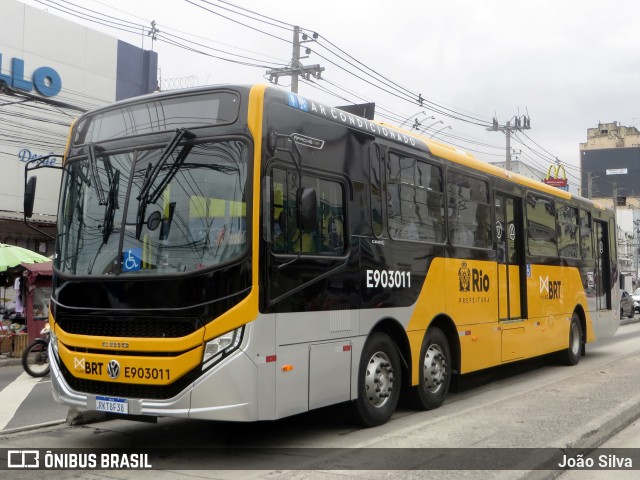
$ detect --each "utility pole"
[148,20,159,51]
[487,115,531,171]
[266,26,324,93]
[291,26,300,94]
[587,172,593,199]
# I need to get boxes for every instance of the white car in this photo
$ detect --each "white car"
[632,288,640,313]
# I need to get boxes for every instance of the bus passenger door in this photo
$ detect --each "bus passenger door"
[495,193,526,361]
[594,220,611,310]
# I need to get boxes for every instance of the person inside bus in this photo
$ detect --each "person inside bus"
[273,211,316,253]
[322,215,344,252]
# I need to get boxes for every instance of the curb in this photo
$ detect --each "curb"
[0,355,22,367]
[1,419,67,436]
[1,408,109,436]
[523,391,640,480]
[620,316,640,326]
[558,392,640,449]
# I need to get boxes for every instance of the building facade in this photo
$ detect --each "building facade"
[0,0,158,255]
[580,121,640,289]
[580,121,640,202]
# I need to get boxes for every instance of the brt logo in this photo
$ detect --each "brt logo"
[73,357,104,376]
[539,276,562,300]
[458,262,490,292]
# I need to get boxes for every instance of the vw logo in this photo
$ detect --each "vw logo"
[107,360,121,379]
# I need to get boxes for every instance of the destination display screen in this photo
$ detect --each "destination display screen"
[73,91,240,145]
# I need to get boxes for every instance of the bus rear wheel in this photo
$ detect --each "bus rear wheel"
[558,313,582,366]
[410,327,451,410]
[353,332,401,427]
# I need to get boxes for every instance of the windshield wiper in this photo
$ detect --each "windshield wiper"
[135,128,196,239]
[138,128,196,203]
[88,142,107,205]
[88,167,120,274]
[102,169,120,244]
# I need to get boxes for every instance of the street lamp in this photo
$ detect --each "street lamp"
[429,125,452,139]
[411,115,435,131]
[399,110,427,128]
[419,119,443,135]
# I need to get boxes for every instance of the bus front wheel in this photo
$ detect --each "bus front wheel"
[353,332,401,427]
[410,327,451,410]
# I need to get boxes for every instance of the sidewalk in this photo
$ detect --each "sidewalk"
[0,353,22,367]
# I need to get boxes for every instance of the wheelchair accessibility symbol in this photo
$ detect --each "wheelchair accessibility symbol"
[122,248,142,272]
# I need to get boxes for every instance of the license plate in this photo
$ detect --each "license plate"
[96,396,128,414]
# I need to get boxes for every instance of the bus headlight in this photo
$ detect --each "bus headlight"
[202,326,244,370]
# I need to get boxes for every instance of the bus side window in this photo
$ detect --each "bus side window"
[447,171,490,249]
[557,204,579,258]
[314,178,345,255]
[387,152,444,243]
[270,168,345,256]
[526,192,558,257]
[270,169,290,253]
[580,210,593,260]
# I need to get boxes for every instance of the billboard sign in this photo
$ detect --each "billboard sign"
[0,53,62,97]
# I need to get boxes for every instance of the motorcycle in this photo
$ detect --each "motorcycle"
[22,323,50,377]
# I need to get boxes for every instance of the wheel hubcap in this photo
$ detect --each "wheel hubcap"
[570,322,580,355]
[424,344,447,393]
[364,351,394,408]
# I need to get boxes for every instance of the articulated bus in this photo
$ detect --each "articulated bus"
[25,84,618,427]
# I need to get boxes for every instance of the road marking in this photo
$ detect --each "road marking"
[0,372,41,430]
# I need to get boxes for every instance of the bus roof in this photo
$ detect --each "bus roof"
[271,85,597,207]
[73,83,608,213]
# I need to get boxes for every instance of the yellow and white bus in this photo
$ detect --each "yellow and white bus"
[25,84,619,427]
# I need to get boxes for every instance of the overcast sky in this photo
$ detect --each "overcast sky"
[20,0,640,193]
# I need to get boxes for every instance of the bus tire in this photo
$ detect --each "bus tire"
[353,332,401,427]
[559,313,582,366]
[410,327,451,410]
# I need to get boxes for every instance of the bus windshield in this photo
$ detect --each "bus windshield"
[55,140,249,276]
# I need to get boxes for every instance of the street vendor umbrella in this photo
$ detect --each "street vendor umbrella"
[0,244,50,272]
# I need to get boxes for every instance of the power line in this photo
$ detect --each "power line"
[195,0,294,31]
[22,0,571,180]
[185,0,291,44]
[183,0,494,128]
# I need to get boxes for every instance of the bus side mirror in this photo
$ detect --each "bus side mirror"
[298,187,317,230]
[24,176,37,219]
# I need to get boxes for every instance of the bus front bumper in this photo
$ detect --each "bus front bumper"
[50,343,260,422]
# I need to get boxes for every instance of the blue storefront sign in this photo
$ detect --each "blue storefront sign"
[18,149,57,165]
[0,53,62,98]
